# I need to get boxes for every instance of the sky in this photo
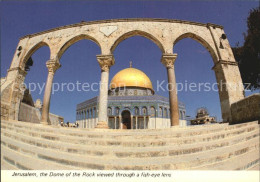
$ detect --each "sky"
[1,1,259,122]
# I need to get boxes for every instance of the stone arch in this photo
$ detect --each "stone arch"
[173,32,218,64]
[110,30,165,53]
[2,19,244,124]
[20,41,51,70]
[57,34,101,60]
[120,107,133,116]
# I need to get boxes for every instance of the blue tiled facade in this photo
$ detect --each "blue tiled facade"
[76,95,186,120]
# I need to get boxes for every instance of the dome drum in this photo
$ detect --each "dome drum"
[109,86,154,96]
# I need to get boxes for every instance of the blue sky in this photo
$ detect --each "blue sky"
[1,1,259,122]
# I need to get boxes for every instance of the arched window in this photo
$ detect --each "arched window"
[142,107,147,115]
[107,107,112,115]
[159,107,162,117]
[150,107,155,117]
[134,107,139,115]
[163,108,167,118]
[115,107,120,115]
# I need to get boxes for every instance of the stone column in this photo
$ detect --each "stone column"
[41,60,61,125]
[119,116,122,129]
[143,116,146,129]
[161,54,179,126]
[114,116,117,129]
[95,55,115,129]
[135,117,138,129]
[147,116,149,129]
[131,116,133,129]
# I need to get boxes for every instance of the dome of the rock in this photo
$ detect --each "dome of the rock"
[110,67,153,91]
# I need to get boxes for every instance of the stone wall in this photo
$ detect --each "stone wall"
[18,103,41,123]
[1,104,10,121]
[18,102,63,125]
[230,94,260,124]
[148,118,171,129]
[49,113,63,126]
[1,82,12,120]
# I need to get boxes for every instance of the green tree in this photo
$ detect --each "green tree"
[232,7,260,90]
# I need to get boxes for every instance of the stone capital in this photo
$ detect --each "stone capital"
[46,60,61,74]
[97,54,115,72]
[161,53,177,69]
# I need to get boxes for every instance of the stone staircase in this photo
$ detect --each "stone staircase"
[1,119,259,170]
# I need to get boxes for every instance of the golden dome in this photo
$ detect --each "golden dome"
[110,67,153,91]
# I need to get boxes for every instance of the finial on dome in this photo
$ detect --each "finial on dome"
[130,61,132,68]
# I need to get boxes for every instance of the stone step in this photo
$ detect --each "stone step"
[1,121,258,148]
[105,137,259,170]
[1,145,80,170]
[1,132,259,170]
[248,163,260,170]
[1,157,19,170]
[2,120,258,140]
[1,122,228,140]
[2,119,259,140]
[192,148,259,170]
[1,126,259,158]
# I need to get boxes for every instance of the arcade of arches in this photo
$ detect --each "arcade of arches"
[1,19,246,128]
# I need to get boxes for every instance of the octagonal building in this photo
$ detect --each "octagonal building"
[76,65,186,129]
